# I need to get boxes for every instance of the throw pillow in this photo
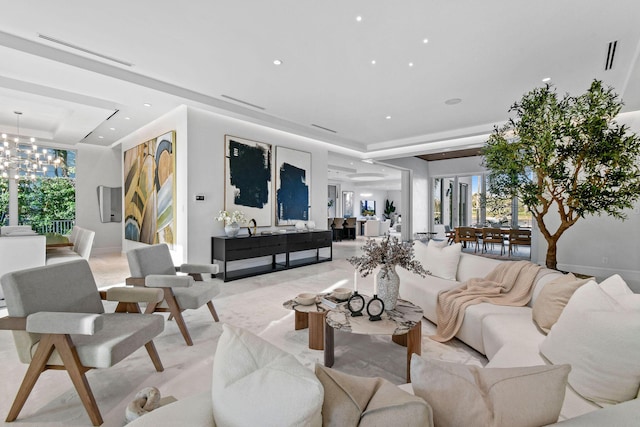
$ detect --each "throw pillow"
[532,273,592,333]
[413,240,461,281]
[410,355,570,427]
[314,364,432,427]
[211,324,324,427]
[539,276,640,405]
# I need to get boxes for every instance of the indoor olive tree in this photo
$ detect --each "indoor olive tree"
[483,80,640,269]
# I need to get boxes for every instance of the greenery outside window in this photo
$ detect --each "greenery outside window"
[1,148,76,234]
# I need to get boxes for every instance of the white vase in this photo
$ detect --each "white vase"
[376,264,400,310]
[224,222,240,237]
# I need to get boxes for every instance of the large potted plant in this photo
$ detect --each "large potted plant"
[483,80,640,269]
[348,235,428,309]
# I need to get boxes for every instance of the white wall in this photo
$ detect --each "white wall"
[385,157,429,233]
[117,105,329,265]
[428,156,486,177]
[75,144,122,254]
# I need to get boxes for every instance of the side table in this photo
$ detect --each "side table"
[324,298,423,382]
[283,296,328,350]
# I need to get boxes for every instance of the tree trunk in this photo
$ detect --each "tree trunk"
[544,236,558,270]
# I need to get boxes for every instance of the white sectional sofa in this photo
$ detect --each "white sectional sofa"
[397,244,640,425]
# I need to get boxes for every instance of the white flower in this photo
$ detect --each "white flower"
[215,210,247,225]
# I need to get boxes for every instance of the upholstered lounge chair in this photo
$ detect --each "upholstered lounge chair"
[0,259,165,426]
[126,243,220,346]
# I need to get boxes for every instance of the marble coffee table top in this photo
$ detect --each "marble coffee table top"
[326,298,423,336]
[283,295,329,313]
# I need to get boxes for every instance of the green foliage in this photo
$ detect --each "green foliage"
[17,177,76,229]
[483,80,640,268]
[0,179,8,225]
[384,199,396,216]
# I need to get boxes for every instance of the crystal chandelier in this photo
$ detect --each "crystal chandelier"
[0,111,61,180]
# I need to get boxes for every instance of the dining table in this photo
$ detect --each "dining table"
[45,233,73,248]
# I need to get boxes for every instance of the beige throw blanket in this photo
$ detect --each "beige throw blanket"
[431,260,542,343]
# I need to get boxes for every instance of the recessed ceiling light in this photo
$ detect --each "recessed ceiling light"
[356,16,363,22]
[371,60,376,65]
[98,136,104,139]
[349,162,354,165]
[273,59,283,65]
[423,38,429,44]
[143,103,151,107]
[542,77,551,82]
[109,127,115,131]
[124,117,131,120]
[445,98,462,105]
[385,115,392,120]
[408,62,414,67]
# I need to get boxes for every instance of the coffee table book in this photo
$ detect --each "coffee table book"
[321,294,348,309]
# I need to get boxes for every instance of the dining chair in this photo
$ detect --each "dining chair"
[508,229,532,257]
[482,227,505,255]
[456,226,479,252]
[0,259,165,426]
[126,243,220,346]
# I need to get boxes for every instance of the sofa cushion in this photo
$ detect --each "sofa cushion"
[487,342,602,421]
[455,253,503,283]
[413,240,461,280]
[397,270,460,323]
[481,311,544,360]
[315,364,432,427]
[532,273,591,333]
[410,355,570,427]
[539,276,640,405]
[211,324,324,427]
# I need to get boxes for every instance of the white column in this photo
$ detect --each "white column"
[400,169,412,241]
[8,175,18,225]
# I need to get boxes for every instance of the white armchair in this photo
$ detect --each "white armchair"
[0,259,165,425]
[126,243,221,346]
[364,219,381,237]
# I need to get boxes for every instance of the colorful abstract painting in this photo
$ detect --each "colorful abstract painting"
[124,131,176,248]
[275,146,311,226]
[224,135,273,226]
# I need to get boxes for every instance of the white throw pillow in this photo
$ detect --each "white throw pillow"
[211,324,324,427]
[410,355,570,427]
[539,276,640,405]
[413,240,461,280]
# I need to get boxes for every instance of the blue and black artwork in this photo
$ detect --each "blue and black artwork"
[277,162,309,220]
[228,139,271,208]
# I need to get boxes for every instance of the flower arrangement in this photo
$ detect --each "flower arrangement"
[348,235,429,278]
[215,210,247,225]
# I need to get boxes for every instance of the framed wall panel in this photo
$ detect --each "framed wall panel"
[124,131,176,248]
[275,146,311,226]
[224,135,273,226]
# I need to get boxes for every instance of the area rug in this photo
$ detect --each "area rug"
[0,259,486,426]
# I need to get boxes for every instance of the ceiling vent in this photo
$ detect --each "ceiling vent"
[38,34,133,67]
[605,40,617,71]
[311,124,337,133]
[220,95,265,110]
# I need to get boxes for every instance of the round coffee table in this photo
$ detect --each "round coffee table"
[283,296,328,350]
[324,298,423,383]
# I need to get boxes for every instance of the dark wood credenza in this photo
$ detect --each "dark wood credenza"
[211,231,332,282]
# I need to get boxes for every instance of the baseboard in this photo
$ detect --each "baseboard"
[557,263,640,293]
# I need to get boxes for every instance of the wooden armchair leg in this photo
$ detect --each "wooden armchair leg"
[144,341,164,372]
[6,334,57,422]
[163,289,193,346]
[55,335,102,426]
[207,301,220,322]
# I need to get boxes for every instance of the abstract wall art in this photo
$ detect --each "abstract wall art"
[124,131,176,248]
[275,146,311,226]
[224,135,274,226]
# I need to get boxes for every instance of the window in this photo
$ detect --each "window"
[1,148,76,234]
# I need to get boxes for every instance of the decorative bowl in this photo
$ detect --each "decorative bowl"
[295,293,317,306]
[332,287,352,301]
